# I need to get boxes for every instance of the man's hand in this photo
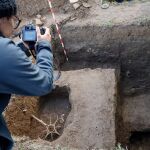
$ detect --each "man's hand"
[36,27,51,42]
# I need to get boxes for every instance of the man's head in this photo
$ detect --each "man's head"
[0,0,20,37]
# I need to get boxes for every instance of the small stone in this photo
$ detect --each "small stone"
[69,0,79,4]
[82,2,91,8]
[101,3,109,9]
[41,16,47,22]
[36,14,42,19]
[70,17,77,21]
[23,109,27,112]
[35,18,44,26]
[73,3,81,10]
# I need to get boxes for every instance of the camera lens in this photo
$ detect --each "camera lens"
[26,26,29,30]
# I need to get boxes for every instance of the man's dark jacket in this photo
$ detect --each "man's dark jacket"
[0,34,53,150]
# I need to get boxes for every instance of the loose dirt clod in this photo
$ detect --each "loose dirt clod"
[73,3,81,10]
[82,2,91,8]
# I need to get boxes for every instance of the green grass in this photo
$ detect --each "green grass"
[114,143,128,150]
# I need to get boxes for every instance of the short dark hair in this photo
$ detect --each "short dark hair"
[0,0,17,18]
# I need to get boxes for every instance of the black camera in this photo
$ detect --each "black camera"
[22,24,37,42]
[21,24,46,55]
[22,24,46,42]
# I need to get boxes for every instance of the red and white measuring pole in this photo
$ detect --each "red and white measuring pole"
[47,0,68,61]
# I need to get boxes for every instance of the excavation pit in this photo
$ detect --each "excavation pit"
[3,0,150,149]
[5,86,71,142]
[129,132,150,150]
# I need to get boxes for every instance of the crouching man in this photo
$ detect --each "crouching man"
[0,0,53,149]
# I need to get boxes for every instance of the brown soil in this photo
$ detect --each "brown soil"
[4,86,71,142]
[5,96,38,137]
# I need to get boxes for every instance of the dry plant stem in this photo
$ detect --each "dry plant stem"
[31,114,47,126]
